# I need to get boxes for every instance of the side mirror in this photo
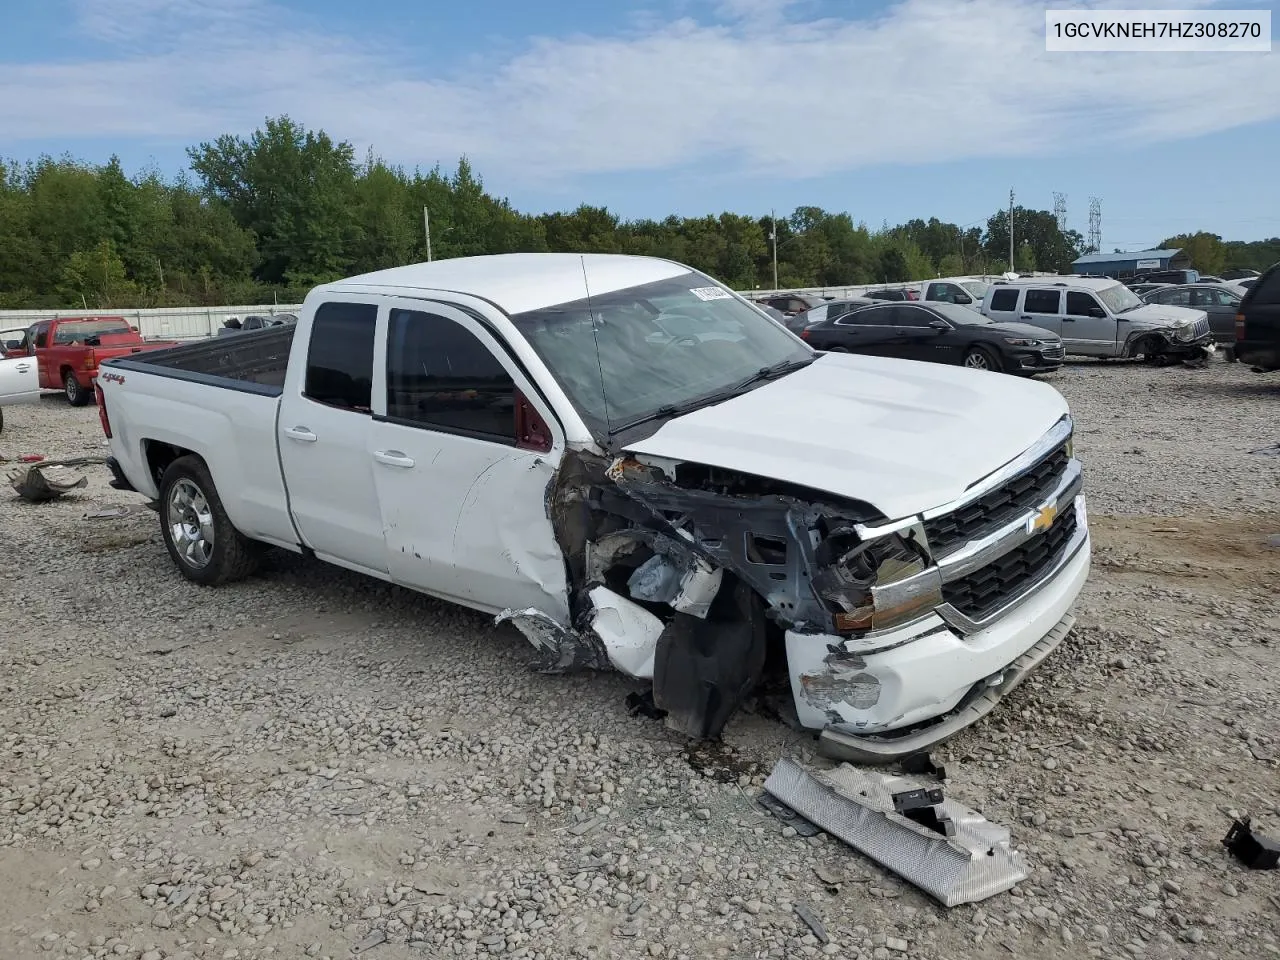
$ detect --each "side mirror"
[954,294,972,304]
[3,339,19,350]
[929,319,950,331]
[1088,307,1106,318]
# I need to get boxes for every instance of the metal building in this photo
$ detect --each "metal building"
[1070,248,1191,279]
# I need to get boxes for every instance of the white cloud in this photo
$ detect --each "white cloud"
[2,0,1277,185]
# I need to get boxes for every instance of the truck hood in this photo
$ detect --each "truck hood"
[1119,303,1206,328]
[624,352,1068,520]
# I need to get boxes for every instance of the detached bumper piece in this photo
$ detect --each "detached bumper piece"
[763,758,1026,906]
[1223,817,1280,870]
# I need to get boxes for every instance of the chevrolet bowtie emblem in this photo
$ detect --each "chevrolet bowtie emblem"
[1028,504,1058,534]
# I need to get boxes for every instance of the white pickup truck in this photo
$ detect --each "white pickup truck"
[98,254,1090,761]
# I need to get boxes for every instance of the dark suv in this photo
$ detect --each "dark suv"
[1234,264,1280,372]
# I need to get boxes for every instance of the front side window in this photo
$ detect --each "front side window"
[989,288,1019,312]
[1066,292,1101,316]
[511,272,810,439]
[304,302,376,412]
[386,309,516,442]
[845,305,898,326]
[1024,290,1061,314]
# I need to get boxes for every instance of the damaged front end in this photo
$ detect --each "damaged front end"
[1126,318,1216,365]
[498,416,1088,760]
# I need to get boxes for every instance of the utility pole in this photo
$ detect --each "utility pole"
[423,206,433,262]
[770,210,778,290]
[1009,189,1015,272]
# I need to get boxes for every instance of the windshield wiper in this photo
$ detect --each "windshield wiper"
[607,404,681,437]
[605,357,813,438]
[729,356,814,393]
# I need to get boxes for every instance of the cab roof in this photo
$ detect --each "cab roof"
[324,253,696,316]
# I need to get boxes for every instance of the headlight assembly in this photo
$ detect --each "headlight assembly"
[811,523,941,635]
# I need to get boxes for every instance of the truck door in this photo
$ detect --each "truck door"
[276,299,390,577]
[369,302,570,619]
[1018,288,1064,341]
[0,354,40,405]
[30,322,52,386]
[1063,291,1114,354]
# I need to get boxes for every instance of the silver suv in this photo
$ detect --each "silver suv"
[980,277,1214,362]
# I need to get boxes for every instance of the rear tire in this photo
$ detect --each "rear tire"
[64,372,90,406]
[158,455,263,586]
[962,346,1000,372]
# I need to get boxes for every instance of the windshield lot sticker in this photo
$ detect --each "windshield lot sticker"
[690,286,733,301]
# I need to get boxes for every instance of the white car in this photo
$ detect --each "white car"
[981,276,1214,361]
[97,253,1090,762]
[0,353,41,433]
[918,277,996,311]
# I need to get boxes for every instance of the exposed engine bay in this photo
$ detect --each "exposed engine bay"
[497,447,939,741]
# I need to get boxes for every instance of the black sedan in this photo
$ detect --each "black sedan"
[800,301,1064,375]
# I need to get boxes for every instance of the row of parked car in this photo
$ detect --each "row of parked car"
[752,271,1232,376]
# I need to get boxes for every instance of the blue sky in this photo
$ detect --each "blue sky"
[2,0,1279,246]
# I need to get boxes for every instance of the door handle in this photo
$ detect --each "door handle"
[1062,317,1075,322]
[283,426,318,442]
[15,363,31,372]
[374,450,416,468]
[1020,315,1034,320]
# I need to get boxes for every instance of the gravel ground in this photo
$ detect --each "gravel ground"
[2,358,1278,960]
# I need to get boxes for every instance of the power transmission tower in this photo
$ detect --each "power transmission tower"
[1087,197,1102,253]
[1052,192,1067,233]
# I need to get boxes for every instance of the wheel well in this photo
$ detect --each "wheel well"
[144,441,198,487]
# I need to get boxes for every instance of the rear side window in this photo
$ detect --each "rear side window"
[1024,290,1061,314]
[385,309,516,442]
[1249,269,1280,305]
[989,288,1019,312]
[304,302,377,412]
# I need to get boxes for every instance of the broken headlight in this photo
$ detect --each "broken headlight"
[811,523,942,635]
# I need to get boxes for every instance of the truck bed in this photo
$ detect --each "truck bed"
[104,326,295,394]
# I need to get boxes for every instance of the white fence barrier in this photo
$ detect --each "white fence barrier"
[0,305,303,342]
[0,272,1067,342]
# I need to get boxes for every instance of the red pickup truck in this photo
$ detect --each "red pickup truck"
[9,317,180,405]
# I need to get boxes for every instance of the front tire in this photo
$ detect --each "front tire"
[64,372,90,406]
[159,455,262,585]
[962,346,1000,372]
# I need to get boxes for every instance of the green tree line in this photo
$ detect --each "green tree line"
[1,116,1276,310]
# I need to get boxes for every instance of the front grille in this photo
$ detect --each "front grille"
[1192,317,1210,340]
[924,443,1070,554]
[1043,345,1064,359]
[942,506,1078,622]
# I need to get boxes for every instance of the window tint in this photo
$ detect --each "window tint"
[1250,268,1280,304]
[1162,288,1192,306]
[34,325,49,348]
[386,309,516,442]
[304,302,377,412]
[897,306,935,326]
[1065,292,1100,316]
[1024,290,1061,314]
[847,306,897,326]
[989,288,1019,312]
